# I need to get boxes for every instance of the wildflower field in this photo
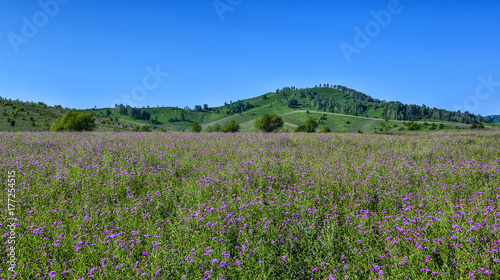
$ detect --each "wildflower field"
[1,131,500,279]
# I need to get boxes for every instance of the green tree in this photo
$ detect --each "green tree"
[408,122,421,131]
[295,118,318,133]
[52,110,96,132]
[191,122,202,133]
[221,120,239,133]
[254,113,284,132]
[321,126,331,133]
[214,123,222,132]
[205,125,213,133]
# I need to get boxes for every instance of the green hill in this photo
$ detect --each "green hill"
[486,115,500,124]
[1,85,496,133]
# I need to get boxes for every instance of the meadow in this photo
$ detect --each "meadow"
[1,131,499,279]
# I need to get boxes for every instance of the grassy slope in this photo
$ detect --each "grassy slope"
[2,87,498,133]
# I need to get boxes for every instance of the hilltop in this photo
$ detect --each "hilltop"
[1,85,496,133]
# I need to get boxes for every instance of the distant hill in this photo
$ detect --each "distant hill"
[0,97,137,132]
[94,85,485,133]
[0,85,493,133]
[486,115,500,124]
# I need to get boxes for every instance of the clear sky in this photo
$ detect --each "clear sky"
[1,0,499,116]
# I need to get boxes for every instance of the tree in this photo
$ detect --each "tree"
[408,122,421,131]
[106,109,112,116]
[287,98,298,108]
[214,123,222,132]
[191,122,202,133]
[205,125,213,133]
[203,104,209,110]
[321,126,331,133]
[254,113,284,132]
[221,120,239,133]
[470,123,485,129]
[295,118,318,133]
[52,110,96,132]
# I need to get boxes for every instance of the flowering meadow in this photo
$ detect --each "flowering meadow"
[1,131,500,279]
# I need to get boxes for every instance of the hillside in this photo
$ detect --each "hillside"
[486,115,500,124]
[1,85,496,133]
[0,98,137,132]
[95,85,490,133]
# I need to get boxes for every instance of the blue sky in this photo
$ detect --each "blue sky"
[1,0,499,116]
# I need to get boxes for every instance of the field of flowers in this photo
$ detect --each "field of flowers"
[1,131,500,279]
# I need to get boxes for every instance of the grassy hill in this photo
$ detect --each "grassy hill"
[86,86,492,134]
[1,86,497,133]
[0,98,138,132]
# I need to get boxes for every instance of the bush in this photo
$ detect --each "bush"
[221,120,239,133]
[470,123,485,129]
[321,126,331,133]
[408,122,421,131]
[51,110,96,132]
[254,113,284,132]
[295,118,318,133]
[191,122,202,133]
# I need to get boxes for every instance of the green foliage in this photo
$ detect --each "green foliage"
[51,110,96,132]
[408,122,421,131]
[470,123,485,129]
[221,120,240,133]
[214,123,222,132]
[254,113,284,133]
[141,125,151,132]
[321,125,331,133]
[205,125,213,133]
[357,129,363,134]
[295,118,318,133]
[191,122,202,133]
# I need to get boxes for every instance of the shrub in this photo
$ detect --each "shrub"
[408,122,421,131]
[321,126,331,133]
[221,120,239,133]
[470,123,485,129]
[51,110,96,132]
[191,122,202,133]
[254,113,284,133]
[295,118,318,133]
